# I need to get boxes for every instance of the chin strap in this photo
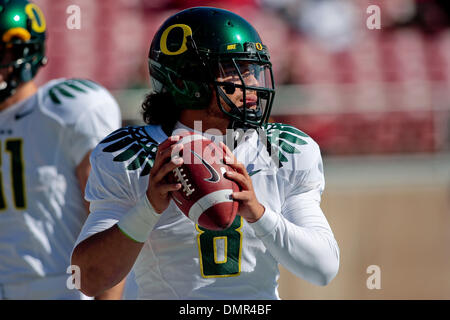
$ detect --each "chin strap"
[227,108,262,130]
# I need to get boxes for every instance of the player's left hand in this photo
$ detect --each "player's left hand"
[219,142,265,223]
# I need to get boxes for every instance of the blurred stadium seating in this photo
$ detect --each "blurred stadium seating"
[33,0,450,155]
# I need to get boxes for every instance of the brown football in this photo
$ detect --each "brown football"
[167,131,239,230]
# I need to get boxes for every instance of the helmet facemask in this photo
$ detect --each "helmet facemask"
[213,56,275,130]
[0,39,46,103]
[186,39,275,130]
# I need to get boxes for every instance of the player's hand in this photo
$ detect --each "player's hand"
[147,136,184,214]
[219,142,265,223]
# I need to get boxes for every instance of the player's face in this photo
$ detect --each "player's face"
[215,61,262,111]
[183,61,272,133]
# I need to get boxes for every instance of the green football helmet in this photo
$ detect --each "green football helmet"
[148,7,275,129]
[0,0,47,103]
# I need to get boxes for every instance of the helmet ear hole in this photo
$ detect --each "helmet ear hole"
[198,82,213,106]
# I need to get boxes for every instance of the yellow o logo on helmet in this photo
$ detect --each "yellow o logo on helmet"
[25,3,46,33]
[160,24,192,56]
[255,42,263,51]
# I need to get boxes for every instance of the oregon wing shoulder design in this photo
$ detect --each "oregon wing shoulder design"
[81,126,161,242]
[47,78,100,105]
[40,78,120,126]
[99,126,159,177]
[263,122,310,166]
[261,122,324,192]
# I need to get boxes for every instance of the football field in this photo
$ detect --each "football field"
[278,153,450,299]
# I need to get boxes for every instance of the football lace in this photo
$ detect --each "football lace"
[172,167,195,196]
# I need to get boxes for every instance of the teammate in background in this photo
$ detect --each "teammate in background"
[72,7,339,299]
[0,0,122,299]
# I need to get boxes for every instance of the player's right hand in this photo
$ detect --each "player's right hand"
[147,135,184,214]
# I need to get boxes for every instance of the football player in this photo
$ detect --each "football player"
[72,7,339,299]
[0,0,122,299]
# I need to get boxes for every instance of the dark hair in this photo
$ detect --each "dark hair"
[141,91,181,134]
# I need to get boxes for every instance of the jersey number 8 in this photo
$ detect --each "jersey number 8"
[196,216,243,278]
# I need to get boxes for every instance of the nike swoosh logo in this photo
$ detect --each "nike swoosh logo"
[15,108,34,120]
[191,150,220,183]
[248,169,262,176]
[246,163,262,176]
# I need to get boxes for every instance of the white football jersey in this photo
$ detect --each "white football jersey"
[0,78,121,299]
[77,121,339,299]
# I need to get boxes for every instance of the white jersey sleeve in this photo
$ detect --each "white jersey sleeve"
[250,125,339,285]
[74,125,163,247]
[41,78,121,166]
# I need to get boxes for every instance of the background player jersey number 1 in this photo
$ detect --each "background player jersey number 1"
[0,139,26,210]
[196,216,243,278]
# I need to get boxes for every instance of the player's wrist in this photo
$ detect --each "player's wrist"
[117,195,161,243]
[147,193,164,214]
[249,206,279,237]
[245,203,266,223]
